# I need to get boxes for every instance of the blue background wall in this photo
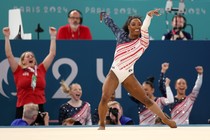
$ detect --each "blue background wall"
[0,0,210,40]
[0,40,210,125]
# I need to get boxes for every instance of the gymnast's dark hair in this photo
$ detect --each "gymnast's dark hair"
[122,15,143,34]
[143,76,155,89]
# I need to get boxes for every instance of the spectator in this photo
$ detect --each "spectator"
[11,103,49,126]
[58,81,92,125]
[162,14,192,40]
[159,64,203,125]
[57,9,92,40]
[3,27,57,119]
[106,101,134,125]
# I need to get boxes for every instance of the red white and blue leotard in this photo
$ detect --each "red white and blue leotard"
[102,13,152,83]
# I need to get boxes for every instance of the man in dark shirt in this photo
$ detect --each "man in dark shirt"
[162,15,192,40]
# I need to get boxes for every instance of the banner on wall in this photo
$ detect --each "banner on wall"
[0,40,210,125]
[0,0,209,40]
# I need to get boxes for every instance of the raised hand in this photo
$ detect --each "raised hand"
[161,62,169,73]
[195,66,203,75]
[147,9,161,17]
[49,27,57,37]
[100,12,107,23]
[2,27,10,38]
[165,77,171,87]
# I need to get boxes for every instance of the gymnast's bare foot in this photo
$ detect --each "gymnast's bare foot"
[98,123,105,130]
[98,126,105,130]
[163,119,177,128]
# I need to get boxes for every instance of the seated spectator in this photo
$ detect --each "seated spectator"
[57,9,92,40]
[162,14,192,40]
[11,103,49,126]
[106,101,134,125]
[58,81,92,125]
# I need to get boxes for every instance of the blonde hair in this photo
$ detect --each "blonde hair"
[107,101,121,108]
[19,51,37,68]
[107,101,123,115]
[60,80,81,94]
[60,80,70,93]
[23,103,39,119]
